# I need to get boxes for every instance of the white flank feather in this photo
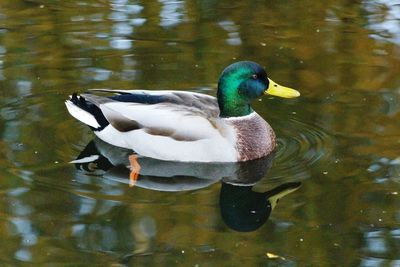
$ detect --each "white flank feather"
[103,102,216,140]
[65,100,101,128]
[95,125,130,148]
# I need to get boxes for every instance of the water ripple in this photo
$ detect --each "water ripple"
[271,118,335,180]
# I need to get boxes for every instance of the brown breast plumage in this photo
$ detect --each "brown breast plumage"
[231,113,276,161]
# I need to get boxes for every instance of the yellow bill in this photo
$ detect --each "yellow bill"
[268,185,300,210]
[263,182,301,211]
[264,78,300,98]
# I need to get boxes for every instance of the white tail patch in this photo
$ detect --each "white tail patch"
[70,155,100,164]
[65,100,101,128]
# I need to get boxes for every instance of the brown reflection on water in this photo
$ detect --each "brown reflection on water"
[0,0,400,265]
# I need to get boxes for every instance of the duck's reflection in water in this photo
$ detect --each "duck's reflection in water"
[73,138,301,232]
[220,182,300,232]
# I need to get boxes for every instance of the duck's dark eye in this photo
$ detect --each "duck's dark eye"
[252,74,258,79]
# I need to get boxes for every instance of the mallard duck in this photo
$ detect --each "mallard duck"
[65,61,299,163]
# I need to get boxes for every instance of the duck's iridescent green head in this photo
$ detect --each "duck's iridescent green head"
[217,61,300,117]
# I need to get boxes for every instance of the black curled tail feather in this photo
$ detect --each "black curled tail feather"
[70,93,109,131]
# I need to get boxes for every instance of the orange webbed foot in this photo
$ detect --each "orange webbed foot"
[129,154,141,187]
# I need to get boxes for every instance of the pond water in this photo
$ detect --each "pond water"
[1,0,400,266]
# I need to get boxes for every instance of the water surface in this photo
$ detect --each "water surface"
[1,0,400,266]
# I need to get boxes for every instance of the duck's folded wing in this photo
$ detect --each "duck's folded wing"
[89,89,219,117]
[81,90,222,141]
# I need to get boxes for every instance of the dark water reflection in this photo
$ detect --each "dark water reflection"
[1,0,400,266]
[75,138,301,233]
